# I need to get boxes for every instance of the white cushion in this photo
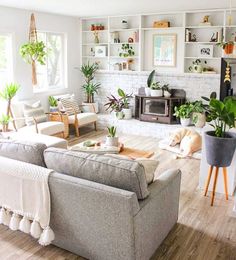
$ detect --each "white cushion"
[23,101,47,126]
[18,121,64,136]
[11,102,25,129]
[68,112,97,126]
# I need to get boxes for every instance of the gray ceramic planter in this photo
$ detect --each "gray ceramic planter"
[205,131,236,167]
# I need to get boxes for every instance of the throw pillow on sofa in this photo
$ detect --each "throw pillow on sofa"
[23,101,47,126]
[0,139,47,167]
[44,148,149,199]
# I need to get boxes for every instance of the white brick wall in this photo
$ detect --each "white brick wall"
[91,71,220,113]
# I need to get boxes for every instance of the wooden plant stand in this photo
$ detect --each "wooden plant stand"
[204,166,228,206]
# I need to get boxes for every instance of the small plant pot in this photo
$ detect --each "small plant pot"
[82,102,99,113]
[224,43,234,55]
[192,112,206,128]
[180,118,191,127]
[116,111,124,120]
[150,89,162,97]
[145,87,151,96]
[205,131,236,167]
[50,106,59,112]
[121,21,128,29]
[105,136,119,147]
[122,108,132,120]
[164,91,171,98]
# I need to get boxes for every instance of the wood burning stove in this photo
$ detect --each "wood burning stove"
[135,88,186,124]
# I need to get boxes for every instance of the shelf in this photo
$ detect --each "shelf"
[185,41,218,44]
[110,56,139,59]
[142,27,183,30]
[82,56,108,59]
[110,42,139,45]
[110,28,139,32]
[82,30,108,33]
[185,26,223,29]
[82,43,108,46]
[225,25,236,28]
[184,56,221,60]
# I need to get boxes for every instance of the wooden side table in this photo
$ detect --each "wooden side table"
[204,165,229,206]
[48,113,69,138]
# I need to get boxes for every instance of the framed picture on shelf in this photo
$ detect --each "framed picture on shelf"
[153,34,177,67]
[95,46,106,57]
[198,44,213,57]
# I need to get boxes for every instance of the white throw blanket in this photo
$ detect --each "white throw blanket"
[0,156,54,246]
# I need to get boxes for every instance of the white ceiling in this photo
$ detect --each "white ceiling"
[0,0,233,17]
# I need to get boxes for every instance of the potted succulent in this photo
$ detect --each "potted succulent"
[104,95,124,119]
[150,82,162,96]
[217,40,234,55]
[48,96,58,112]
[174,103,194,126]
[162,84,171,97]
[146,70,155,96]
[117,88,133,119]
[105,126,119,147]
[0,83,20,131]
[192,100,206,128]
[202,96,236,167]
[0,114,11,132]
[81,62,100,113]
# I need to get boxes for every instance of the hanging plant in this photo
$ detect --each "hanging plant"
[19,14,48,86]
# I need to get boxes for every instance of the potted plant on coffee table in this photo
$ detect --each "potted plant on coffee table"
[145,70,155,96]
[192,100,206,128]
[105,126,119,147]
[174,103,194,126]
[150,82,162,97]
[202,96,236,167]
[117,88,133,119]
[104,95,124,120]
[48,96,58,112]
[81,62,100,113]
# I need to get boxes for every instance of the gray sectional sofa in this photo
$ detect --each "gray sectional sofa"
[0,139,181,260]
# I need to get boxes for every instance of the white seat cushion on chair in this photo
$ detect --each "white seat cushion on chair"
[18,121,64,136]
[68,113,97,126]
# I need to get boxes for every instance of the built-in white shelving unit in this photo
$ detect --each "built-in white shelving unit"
[81,8,236,75]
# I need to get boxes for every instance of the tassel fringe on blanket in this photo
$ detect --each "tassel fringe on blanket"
[0,207,54,246]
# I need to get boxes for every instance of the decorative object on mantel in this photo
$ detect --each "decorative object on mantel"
[106,126,119,147]
[121,20,128,29]
[81,62,100,113]
[202,95,236,206]
[153,34,176,67]
[174,103,194,126]
[19,14,47,86]
[145,69,155,96]
[153,20,170,28]
[217,40,234,55]
[199,15,211,26]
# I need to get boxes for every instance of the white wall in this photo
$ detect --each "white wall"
[0,6,81,110]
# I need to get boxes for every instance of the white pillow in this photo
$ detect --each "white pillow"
[23,101,47,126]
[104,154,158,184]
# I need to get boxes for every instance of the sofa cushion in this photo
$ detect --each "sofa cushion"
[68,112,97,125]
[23,101,47,126]
[44,148,149,199]
[0,139,47,167]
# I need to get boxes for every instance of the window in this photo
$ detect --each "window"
[36,32,66,91]
[0,34,13,89]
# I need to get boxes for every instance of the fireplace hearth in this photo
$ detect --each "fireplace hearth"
[135,88,186,124]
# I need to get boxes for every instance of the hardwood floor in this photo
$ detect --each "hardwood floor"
[1,129,236,259]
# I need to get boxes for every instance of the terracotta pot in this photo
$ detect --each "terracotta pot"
[224,43,234,54]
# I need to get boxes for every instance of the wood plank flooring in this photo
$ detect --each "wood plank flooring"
[1,129,236,259]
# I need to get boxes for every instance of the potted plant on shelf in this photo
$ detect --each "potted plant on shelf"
[162,84,171,97]
[105,126,119,147]
[217,40,234,55]
[202,96,236,167]
[0,114,11,132]
[174,103,194,126]
[104,95,124,120]
[117,88,133,119]
[0,83,20,131]
[119,44,135,58]
[145,70,155,96]
[189,59,205,73]
[150,82,162,97]
[192,100,206,128]
[48,96,58,112]
[81,62,100,113]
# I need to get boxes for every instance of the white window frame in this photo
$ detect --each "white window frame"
[34,31,67,93]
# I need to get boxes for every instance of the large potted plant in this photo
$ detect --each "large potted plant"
[192,100,206,128]
[104,95,124,120]
[202,96,236,167]
[174,103,194,126]
[117,88,133,119]
[81,62,100,113]
[145,70,155,96]
[105,126,119,147]
[0,83,20,131]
